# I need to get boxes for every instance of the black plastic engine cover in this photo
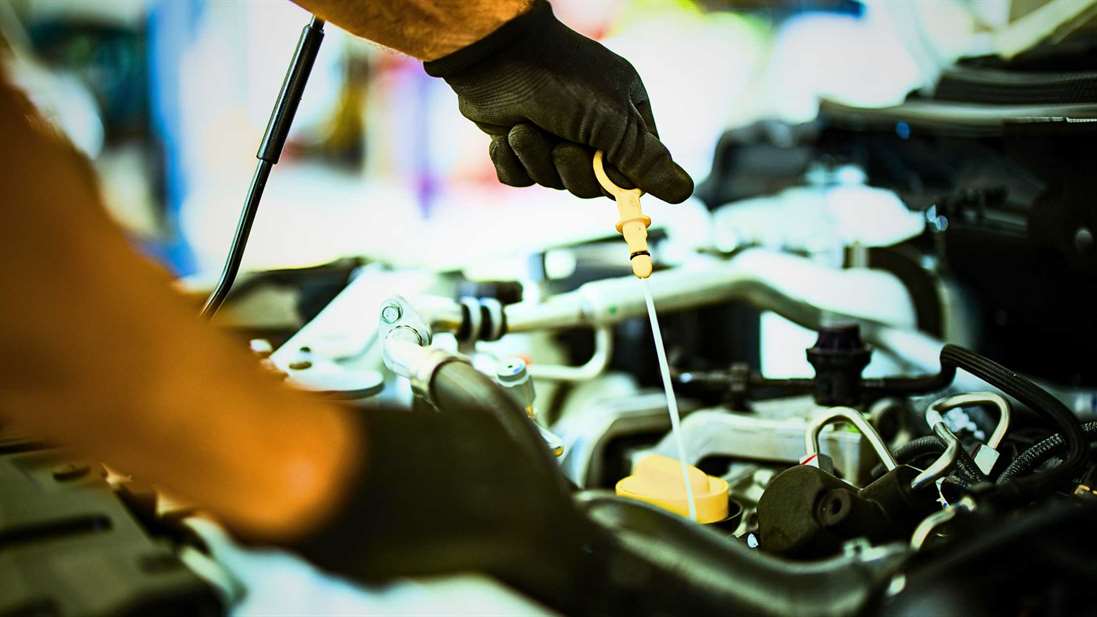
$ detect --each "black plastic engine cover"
[0,436,221,617]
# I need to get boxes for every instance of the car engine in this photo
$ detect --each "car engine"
[6,17,1097,617]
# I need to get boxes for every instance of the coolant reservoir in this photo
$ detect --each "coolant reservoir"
[616,454,729,524]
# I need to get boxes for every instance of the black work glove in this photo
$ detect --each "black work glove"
[282,364,614,614]
[424,1,694,203]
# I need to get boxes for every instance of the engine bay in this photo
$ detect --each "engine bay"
[250,78,1097,613]
[6,39,1097,617]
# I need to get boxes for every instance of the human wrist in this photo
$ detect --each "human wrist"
[423,0,549,76]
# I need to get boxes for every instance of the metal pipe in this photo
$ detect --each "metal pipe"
[911,423,961,490]
[910,496,976,550]
[382,336,458,396]
[928,392,1011,450]
[805,406,899,472]
[579,493,909,617]
[416,295,465,334]
[502,249,947,375]
[414,251,995,395]
[506,250,865,331]
[527,326,613,382]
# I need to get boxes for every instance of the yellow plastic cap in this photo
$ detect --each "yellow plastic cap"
[615,454,729,523]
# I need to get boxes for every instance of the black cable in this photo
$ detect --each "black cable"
[952,446,990,487]
[939,344,1088,503]
[200,16,326,319]
[872,434,987,487]
[997,421,1097,483]
[893,435,948,463]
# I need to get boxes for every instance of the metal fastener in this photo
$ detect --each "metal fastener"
[381,303,403,324]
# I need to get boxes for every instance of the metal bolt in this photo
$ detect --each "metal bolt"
[381,303,402,324]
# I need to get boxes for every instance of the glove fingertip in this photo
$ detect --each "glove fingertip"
[508,124,564,190]
[552,143,603,199]
[490,137,535,188]
[644,161,694,204]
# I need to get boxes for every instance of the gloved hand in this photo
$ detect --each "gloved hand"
[424,1,693,203]
[282,364,613,614]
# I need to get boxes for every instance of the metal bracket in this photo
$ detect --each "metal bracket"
[379,295,461,397]
[379,295,432,348]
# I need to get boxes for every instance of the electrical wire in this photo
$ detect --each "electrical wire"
[872,434,987,487]
[997,421,1097,483]
[894,434,950,463]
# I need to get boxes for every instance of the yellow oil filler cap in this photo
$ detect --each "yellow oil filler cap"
[615,454,729,523]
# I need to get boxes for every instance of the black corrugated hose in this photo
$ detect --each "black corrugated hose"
[997,421,1097,483]
[939,345,1088,503]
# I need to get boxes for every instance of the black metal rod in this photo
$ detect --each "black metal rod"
[201,16,325,319]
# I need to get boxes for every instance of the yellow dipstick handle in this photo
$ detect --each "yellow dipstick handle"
[593,150,653,279]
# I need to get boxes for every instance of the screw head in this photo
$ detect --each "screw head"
[381,304,402,324]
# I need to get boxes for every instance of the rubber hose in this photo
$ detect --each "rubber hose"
[430,361,570,494]
[940,345,1088,502]
[578,494,906,617]
[864,369,956,396]
[430,365,903,616]
[997,421,1097,483]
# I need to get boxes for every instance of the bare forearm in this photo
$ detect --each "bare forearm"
[0,76,358,539]
[291,0,532,60]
